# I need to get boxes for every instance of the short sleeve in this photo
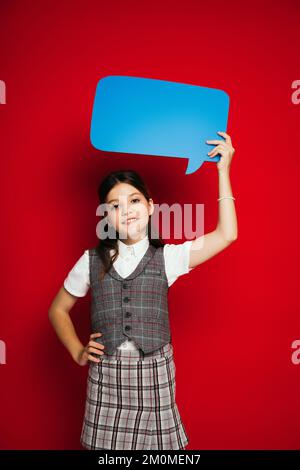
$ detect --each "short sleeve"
[63,250,90,297]
[163,240,194,287]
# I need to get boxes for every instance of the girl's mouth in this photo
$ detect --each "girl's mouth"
[124,218,139,225]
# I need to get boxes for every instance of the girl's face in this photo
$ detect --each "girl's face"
[105,183,154,242]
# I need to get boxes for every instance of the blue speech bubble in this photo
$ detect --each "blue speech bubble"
[90,76,230,174]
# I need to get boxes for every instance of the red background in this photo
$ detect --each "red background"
[1,0,300,450]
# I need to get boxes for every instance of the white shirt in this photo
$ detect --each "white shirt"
[64,234,194,351]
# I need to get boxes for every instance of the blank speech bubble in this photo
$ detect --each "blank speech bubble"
[90,75,230,174]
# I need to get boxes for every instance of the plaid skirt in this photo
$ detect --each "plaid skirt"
[80,342,189,450]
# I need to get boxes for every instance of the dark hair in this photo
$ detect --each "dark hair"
[95,169,165,280]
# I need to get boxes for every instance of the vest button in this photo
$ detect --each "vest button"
[125,325,131,331]
[123,297,130,302]
[122,283,128,289]
[125,312,131,318]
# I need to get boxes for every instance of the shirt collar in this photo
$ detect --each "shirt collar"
[117,234,149,259]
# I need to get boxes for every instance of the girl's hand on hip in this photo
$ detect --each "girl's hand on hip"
[76,332,105,366]
[206,131,235,172]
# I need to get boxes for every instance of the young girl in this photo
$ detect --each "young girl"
[48,131,237,451]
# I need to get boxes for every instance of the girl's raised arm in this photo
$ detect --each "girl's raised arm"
[189,131,237,269]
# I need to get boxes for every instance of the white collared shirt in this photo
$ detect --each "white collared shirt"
[64,235,194,350]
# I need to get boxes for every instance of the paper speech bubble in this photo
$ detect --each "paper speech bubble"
[90,75,230,174]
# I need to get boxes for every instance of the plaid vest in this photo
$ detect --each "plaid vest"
[89,244,172,355]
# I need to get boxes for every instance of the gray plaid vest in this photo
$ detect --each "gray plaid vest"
[89,244,172,355]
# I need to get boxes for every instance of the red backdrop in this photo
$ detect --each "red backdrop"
[1,0,300,450]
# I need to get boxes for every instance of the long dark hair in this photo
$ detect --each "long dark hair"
[95,169,165,280]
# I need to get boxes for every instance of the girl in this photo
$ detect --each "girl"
[48,131,237,451]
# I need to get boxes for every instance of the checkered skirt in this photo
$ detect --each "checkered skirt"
[80,342,189,450]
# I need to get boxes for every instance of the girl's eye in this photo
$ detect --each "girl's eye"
[110,198,139,210]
